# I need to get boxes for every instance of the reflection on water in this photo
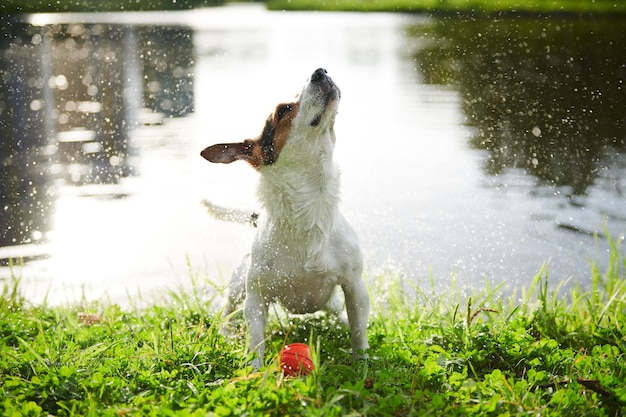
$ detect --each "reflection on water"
[1,23,55,248]
[0,6,624,304]
[414,17,626,197]
[1,21,193,248]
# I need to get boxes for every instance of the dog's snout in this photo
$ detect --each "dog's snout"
[311,68,328,82]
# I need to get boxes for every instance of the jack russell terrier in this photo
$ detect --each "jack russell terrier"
[200,68,369,368]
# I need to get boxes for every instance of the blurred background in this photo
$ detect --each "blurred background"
[1,0,625,305]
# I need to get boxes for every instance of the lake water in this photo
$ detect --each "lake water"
[1,5,624,305]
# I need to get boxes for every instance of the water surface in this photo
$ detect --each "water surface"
[1,5,624,304]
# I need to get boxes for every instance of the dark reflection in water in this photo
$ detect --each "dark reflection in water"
[0,21,194,248]
[142,27,194,117]
[413,17,626,197]
[0,23,55,248]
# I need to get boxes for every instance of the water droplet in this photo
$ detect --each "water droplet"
[532,126,542,137]
[110,155,121,167]
[55,74,69,90]
[30,99,43,111]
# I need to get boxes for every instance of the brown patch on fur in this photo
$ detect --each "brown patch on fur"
[201,101,300,170]
[267,101,299,164]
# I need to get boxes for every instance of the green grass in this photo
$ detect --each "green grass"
[266,0,626,14]
[1,235,625,416]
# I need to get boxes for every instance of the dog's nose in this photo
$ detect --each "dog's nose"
[311,68,328,82]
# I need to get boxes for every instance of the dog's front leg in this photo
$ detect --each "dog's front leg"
[342,278,370,359]
[244,291,267,369]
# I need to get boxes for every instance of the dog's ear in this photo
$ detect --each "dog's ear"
[200,140,262,168]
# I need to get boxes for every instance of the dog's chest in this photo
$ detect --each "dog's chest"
[256,144,340,265]
[251,219,333,272]
[247,129,349,313]
[256,267,340,314]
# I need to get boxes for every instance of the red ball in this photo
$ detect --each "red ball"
[280,343,314,376]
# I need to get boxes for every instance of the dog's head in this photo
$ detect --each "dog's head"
[200,68,340,169]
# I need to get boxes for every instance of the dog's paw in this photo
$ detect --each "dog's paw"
[200,199,259,227]
[353,349,369,362]
[219,323,233,338]
[250,356,263,371]
[219,312,244,339]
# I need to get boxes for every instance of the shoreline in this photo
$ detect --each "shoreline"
[3,0,626,16]
[267,0,626,15]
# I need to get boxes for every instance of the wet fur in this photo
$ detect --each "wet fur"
[200,69,369,368]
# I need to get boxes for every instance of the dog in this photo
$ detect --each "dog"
[200,68,369,368]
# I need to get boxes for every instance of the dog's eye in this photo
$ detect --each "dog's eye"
[276,104,293,121]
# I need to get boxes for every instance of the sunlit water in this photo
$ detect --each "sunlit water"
[1,5,624,305]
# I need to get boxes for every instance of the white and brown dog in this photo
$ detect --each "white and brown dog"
[200,68,369,368]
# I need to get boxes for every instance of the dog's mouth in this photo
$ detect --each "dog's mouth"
[307,68,340,127]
